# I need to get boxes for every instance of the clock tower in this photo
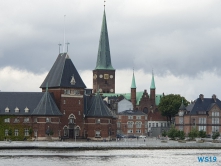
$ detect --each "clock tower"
[93,9,115,93]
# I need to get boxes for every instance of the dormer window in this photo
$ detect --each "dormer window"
[24,107,29,113]
[15,107,19,113]
[70,75,76,85]
[5,107,10,113]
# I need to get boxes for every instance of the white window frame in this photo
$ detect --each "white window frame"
[14,129,19,136]
[4,118,10,123]
[24,128,29,136]
[95,131,101,137]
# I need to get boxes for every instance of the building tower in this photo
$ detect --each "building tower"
[131,71,137,110]
[93,9,115,93]
[150,71,156,108]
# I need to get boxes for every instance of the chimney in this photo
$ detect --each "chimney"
[212,94,216,102]
[199,94,204,101]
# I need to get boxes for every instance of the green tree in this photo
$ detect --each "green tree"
[188,127,198,140]
[198,130,206,138]
[29,128,33,137]
[212,132,220,140]
[158,94,189,122]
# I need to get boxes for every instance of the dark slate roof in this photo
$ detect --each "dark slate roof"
[0,92,61,116]
[188,97,221,114]
[118,110,146,115]
[85,93,114,117]
[179,102,186,110]
[40,53,86,88]
[32,91,62,116]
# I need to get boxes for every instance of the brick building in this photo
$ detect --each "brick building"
[175,94,221,136]
[117,110,147,136]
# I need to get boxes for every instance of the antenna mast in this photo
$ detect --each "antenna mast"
[63,15,66,53]
[66,42,70,52]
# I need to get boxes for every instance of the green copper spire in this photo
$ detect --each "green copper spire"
[95,10,114,70]
[150,70,156,89]
[131,70,136,88]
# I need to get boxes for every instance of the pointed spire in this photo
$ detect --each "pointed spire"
[150,70,156,89]
[95,9,114,70]
[131,70,136,88]
[179,98,186,110]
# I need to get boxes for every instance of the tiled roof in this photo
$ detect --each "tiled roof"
[0,92,61,116]
[85,93,114,117]
[40,53,86,88]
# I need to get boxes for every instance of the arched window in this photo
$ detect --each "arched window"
[143,107,148,114]
[63,126,68,136]
[68,114,76,124]
[135,121,142,128]
[127,121,134,128]
[75,126,81,136]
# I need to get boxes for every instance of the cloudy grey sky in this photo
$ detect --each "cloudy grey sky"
[0,0,221,101]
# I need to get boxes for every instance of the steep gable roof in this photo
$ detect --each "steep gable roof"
[40,53,86,88]
[86,93,114,117]
[32,91,62,116]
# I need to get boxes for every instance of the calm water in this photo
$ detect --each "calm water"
[0,149,220,166]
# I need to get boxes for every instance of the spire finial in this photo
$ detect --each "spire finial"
[104,0,106,8]
[58,43,62,54]
[66,42,70,52]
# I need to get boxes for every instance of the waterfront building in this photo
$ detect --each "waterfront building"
[175,94,221,136]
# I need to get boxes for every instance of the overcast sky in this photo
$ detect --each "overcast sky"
[0,0,221,101]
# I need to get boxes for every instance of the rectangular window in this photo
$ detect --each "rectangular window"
[179,126,184,131]
[156,123,158,127]
[24,118,29,123]
[34,131,37,137]
[95,131,100,137]
[14,129,19,136]
[14,118,19,123]
[136,121,142,128]
[127,122,133,128]
[117,122,121,128]
[128,116,133,120]
[96,119,100,124]
[127,129,133,133]
[34,118,37,123]
[63,100,66,104]
[212,126,219,132]
[152,123,155,127]
[212,118,219,124]
[145,116,147,120]
[4,118,10,123]
[136,129,141,133]
[136,116,141,119]
[212,112,219,116]
[118,116,121,119]
[24,129,29,136]
[161,123,163,127]
[5,129,8,136]
[79,100,81,105]
[78,111,81,115]
[149,123,151,127]
[46,117,51,123]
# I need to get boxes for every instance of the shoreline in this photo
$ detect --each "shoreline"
[1,139,221,150]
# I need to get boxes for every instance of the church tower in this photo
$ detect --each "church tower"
[131,71,137,110]
[150,71,156,107]
[93,9,115,93]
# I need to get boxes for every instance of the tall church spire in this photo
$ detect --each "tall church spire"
[131,70,136,88]
[150,70,156,89]
[95,9,114,70]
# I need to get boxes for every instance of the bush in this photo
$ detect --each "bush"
[178,130,185,140]
[167,125,178,140]
[162,130,167,137]
[212,132,220,140]
[188,127,198,140]
[198,130,206,138]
